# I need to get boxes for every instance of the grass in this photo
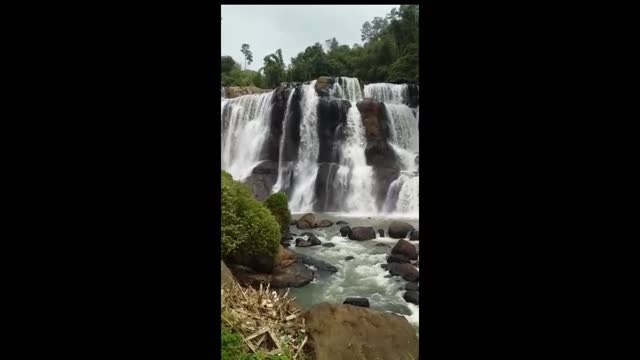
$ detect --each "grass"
[221,324,294,360]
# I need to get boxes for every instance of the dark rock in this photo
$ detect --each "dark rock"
[373,167,400,209]
[296,238,312,247]
[282,234,294,241]
[227,250,275,274]
[356,99,393,142]
[343,297,370,308]
[405,282,419,291]
[375,242,390,247]
[403,290,419,305]
[388,263,419,282]
[380,263,390,270]
[387,254,411,264]
[317,219,334,227]
[406,84,420,108]
[270,262,314,288]
[339,225,351,237]
[242,160,279,201]
[348,227,376,241]
[290,220,297,225]
[314,162,341,212]
[378,229,385,237]
[391,239,418,260]
[336,220,348,225]
[314,76,335,97]
[344,256,355,261]
[409,229,419,241]
[295,253,338,273]
[297,213,316,229]
[322,242,335,248]
[317,98,349,163]
[388,221,415,239]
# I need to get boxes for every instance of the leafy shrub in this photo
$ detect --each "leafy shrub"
[263,192,291,236]
[221,171,280,259]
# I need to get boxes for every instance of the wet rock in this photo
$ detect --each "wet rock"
[348,226,376,241]
[388,221,415,239]
[295,238,312,247]
[387,254,411,264]
[339,225,351,237]
[270,262,314,288]
[322,242,335,248]
[304,303,419,360]
[295,253,338,273]
[405,282,419,291]
[391,239,418,260]
[307,235,322,246]
[317,219,334,227]
[227,249,275,274]
[242,160,279,201]
[336,220,348,225]
[403,290,419,305]
[378,229,385,237]
[380,263,390,270]
[343,297,370,308]
[389,263,419,282]
[409,229,419,241]
[296,213,316,229]
[314,76,335,97]
[345,256,355,261]
[317,98,349,163]
[375,242,390,247]
[314,162,341,212]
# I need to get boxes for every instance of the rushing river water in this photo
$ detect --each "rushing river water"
[286,213,420,331]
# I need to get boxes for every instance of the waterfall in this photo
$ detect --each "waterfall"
[383,174,408,213]
[333,106,377,213]
[220,91,274,180]
[273,88,297,193]
[289,81,320,212]
[385,103,419,153]
[338,77,363,103]
[397,176,419,214]
[364,83,408,104]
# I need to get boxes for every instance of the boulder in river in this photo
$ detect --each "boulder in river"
[387,254,411,264]
[403,290,419,305]
[322,242,335,248]
[391,239,418,260]
[343,297,370,308]
[296,213,316,229]
[388,221,415,239]
[344,256,355,261]
[304,303,419,360]
[339,225,351,237]
[317,219,334,227]
[405,281,419,291]
[378,229,385,237]
[348,226,376,241]
[295,253,338,273]
[409,229,419,241]
[295,238,312,247]
[336,220,348,225]
[388,262,420,282]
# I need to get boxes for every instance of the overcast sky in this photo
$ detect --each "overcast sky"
[221,5,398,71]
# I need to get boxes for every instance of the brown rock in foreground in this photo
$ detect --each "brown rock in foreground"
[304,303,418,360]
[221,260,238,290]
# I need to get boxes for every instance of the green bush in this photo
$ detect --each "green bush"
[221,171,280,259]
[263,192,291,236]
[221,324,293,360]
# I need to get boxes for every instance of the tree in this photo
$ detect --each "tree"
[221,56,238,73]
[261,49,286,88]
[240,44,253,70]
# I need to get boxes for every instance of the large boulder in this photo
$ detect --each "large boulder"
[387,254,411,264]
[270,262,314,288]
[314,162,341,212]
[224,86,270,98]
[276,245,296,268]
[388,221,415,239]
[315,76,335,97]
[296,253,338,274]
[304,303,419,360]
[391,239,418,260]
[316,98,349,163]
[388,262,419,282]
[227,249,275,274]
[356,99,393,141]
[339,225,351,237]
[242,160,279,201]
[296,213,316,229]
[317,219,334,227]
[348,227,376,241]
[409,229,419,241]
[403,290,419,305]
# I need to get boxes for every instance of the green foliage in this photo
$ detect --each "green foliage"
[221,55,265,87]
[241,43,254,70]
[221,324,292,360]
[221,5,419,85]
[221,171,280,259]
[263,192,291,236]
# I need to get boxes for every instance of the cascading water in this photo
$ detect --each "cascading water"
[397,176,419,215]
[288,81,320,212]
[385,103,419,152]
[220,91,274,180]
[272,88,297,193]
[364,83,408,104]
[338,77,363,103]
[333,106,377,213]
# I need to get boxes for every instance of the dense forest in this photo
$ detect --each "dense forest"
[221,5,419,88]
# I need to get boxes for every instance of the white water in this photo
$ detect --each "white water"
[364,83,409,104]
[385,103,419,153]
[220,91,274,180]
[333,106,377,213]
[289,81,320,212]
[272,88,297,193]
[338,77,363,103]
[397,176,420,214]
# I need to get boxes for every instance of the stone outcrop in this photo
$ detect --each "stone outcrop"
[223,86,270,98]
[388,221,415,239]
[391,239,418,260]
[348,227,376,241]
[242,160,279,201]
[304,303,419,360]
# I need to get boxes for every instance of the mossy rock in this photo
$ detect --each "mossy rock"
[263,192,292,237]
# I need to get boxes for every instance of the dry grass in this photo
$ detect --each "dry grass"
[221,281,310,359]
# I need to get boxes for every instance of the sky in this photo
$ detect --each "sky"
[221,5,398,71]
